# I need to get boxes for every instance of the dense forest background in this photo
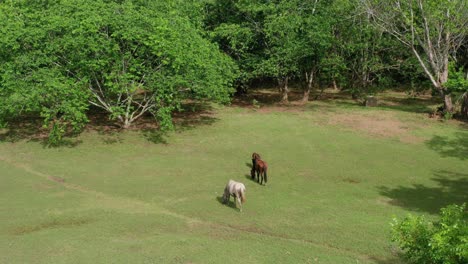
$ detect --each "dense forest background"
[1,0,467,143]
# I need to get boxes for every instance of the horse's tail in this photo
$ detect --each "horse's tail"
[239,188,246,203]
[264,164,268,183]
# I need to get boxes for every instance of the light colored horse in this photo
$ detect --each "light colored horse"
[222,180,246,212]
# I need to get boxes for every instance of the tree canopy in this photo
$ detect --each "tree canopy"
[1,0,467,143]
[0,0,237,143]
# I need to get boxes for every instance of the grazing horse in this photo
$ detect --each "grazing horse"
[254,159,268,185]
[251,152,261,178]
[222,180,246,212]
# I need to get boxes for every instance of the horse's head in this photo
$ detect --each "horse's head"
[252,152,261,160]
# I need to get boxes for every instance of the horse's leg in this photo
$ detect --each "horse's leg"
[251,159,256,179]
[259,171,262,184]
[223,187,229,204]
[236,196,242,212]
[256,168,260,183]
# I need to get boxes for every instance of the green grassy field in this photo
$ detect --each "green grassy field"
[1,92,467,263]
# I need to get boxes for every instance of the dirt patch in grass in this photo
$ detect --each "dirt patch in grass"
[48,176,65,183]
[232,89,430,143]
[11,217,93,235]
[343,178,360,184]
[327,112,424,144]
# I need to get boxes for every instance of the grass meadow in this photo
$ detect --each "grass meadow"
[1,90,467,263]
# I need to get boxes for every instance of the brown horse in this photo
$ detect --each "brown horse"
[251,152,261,178]
[251,152,268,185]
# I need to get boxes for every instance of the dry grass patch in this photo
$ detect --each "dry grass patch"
[327,112,424,143]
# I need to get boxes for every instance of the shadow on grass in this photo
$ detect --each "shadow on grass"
[0,101,219,146]
[0,116,45,143]
[377,96,437,114]
[142,129,168,144]
[172,101,219,132]
[101,137,123,145]
[41,139,83,148]
[369,254,405,264]
[233,87,349,108]
[215,196,239,211]
[233,88,439,114]
[0,117,83,148]
[176,115,218,132]
[425,132,468,160]
[378,170,468,214]
[244,174,258,184]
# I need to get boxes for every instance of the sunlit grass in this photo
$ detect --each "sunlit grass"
[1,97,466,263]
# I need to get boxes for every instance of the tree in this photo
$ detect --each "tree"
[263,0,334,103]
[206,0,335,103]
[0,0,237,142]
[362,0,468,113]
[336,0,409,99]
[0,1,89,143]
[205,0,269,93]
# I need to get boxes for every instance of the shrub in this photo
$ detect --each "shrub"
[391,203,468,264]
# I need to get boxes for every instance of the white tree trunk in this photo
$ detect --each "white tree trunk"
[279,77,289,103]
[363,0,467,113]
[303,68,315,103]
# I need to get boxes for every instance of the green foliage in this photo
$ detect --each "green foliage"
[446,64,468,94]
[155,106,175,132]
[252,99,260,108]
[391,203,468,264]
[205,0,423,98]
[205,0,269,84]
[0,0,237,143]
[445,63,468,117]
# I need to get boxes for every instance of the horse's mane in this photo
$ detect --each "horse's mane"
[252,152,261,160]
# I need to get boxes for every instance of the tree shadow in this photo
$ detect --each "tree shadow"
[41,139,83,148]
[141,129,168,144]
[0,116,83,148]
[0,101,219,146]
[0,116,46,143]
[425,132,468,160]
[378,170,468,214]
[215,196,238,211]
[172,101,219,132]
[101,136,123,145]
[175,115,219,132]
[377,96,436,114]
[369,254,405,264]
